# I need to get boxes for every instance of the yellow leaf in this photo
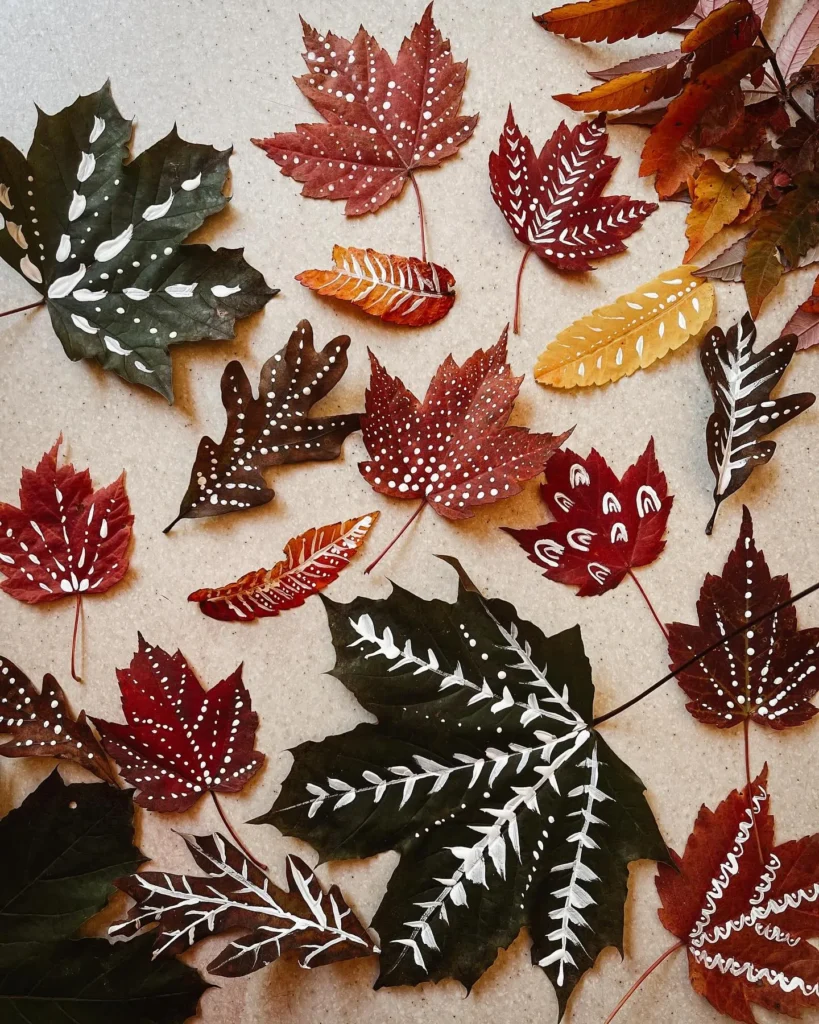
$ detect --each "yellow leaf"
[684,161,752,261]
[534,265,715,388]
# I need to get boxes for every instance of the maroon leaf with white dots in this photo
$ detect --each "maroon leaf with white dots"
[0,655,117,784]
[251,4,479,216]
[92,634,264,812]
[166,320,361,531]
[668,506,819,729]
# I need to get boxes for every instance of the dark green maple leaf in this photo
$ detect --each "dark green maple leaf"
[253,559,669,1016]
[0,82,276,401]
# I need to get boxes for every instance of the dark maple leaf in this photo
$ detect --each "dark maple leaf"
[535,0,700,44]
[112,832,377,976]
[701,313,815,533]
[0,656,116,784]
[657,767,819,1022]
[252,5,478,216]
[668,507,819,728]
[504,439,672,597]
[167,320,361,531]
[92,635,264,812]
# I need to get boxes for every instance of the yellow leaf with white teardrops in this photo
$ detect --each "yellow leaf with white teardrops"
[534,266,715,388]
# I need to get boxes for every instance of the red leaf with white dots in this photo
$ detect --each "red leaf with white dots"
[668,506,819,729]
[92,635,264,812]
[359,328,571,521]
[0,438,132,605]
[252,4,479,216]
[504,439,672,596]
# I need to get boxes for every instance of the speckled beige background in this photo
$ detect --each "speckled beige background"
[1,1,818,1021]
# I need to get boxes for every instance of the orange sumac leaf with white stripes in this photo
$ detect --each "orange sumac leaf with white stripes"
[296,246,455,327]
[188,512,379,622]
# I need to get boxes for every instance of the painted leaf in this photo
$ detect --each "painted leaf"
[360,329,570,521]
[92,635,264,812]
[554,61,688,112]
[0,83,276,401]
[296,246,455,326]
[782,271,819,349]
[252,5,478,216]
[489,109,656,271]
[504,440,672,596]
[112,832,377,976]
[167,320,361,530]
[0,656,116,783]
[685,161,752,260]
[189,511,379,622]
[534,265,715,388]
[657,767,819,1022]
[775,0,819,79]
[252,561,669,1010]
[535,0,700,43]
[668,507,819,728]
[701,313,815,532]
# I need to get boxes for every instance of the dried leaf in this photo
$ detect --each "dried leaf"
[685,161,753,259]
[589,49,683,80]
[535,0,700,43]
[535,265,715,388]
[296,246,455,326]
[683,0,761,77]
[782,270,819,349]
[555,61,688,112]
[189,512,379,622]
[776,0,819,79]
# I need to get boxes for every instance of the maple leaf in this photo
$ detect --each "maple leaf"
[167,320,361,531]
[252,560,669,1011]
[0,83,276,401]
[112,832,377,976]
[489,109,656,332]
[252,5,478,216]
[535,0,700,43]
[0,655,116,783]
[668,507,819,728]
[296,246,456,326]
[657,767,819,1023]
[534,265,715,388]
[782,270,819,349]
[553,61,688,112]
[701,313,815,533]
[92,635,264,813]
[685,160,753,260]
[0,438,132,679]
[189,511,379,622]
[504,440,672,597]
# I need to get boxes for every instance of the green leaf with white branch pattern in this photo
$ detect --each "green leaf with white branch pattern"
[252,560,669,1015]
[0,82,276,401]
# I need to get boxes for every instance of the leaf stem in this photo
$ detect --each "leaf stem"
[408,171,428,262]
[759,31,816,125]
[627,569,668,640]
[593,577,819,726]
[705,500,720,536]
[0,299,45,319]
[603,941,684,1024]
[364,502,425,575]
[163,514,182,535]
[744,718,764,863]
[513,246,533,335]
[211,791,268,871]
[71,594,83,683]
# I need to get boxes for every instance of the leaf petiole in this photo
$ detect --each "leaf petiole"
[0,299,45,319]
[603,941,684,1024]
[71,594,83,683]
[513,246,533,335]
[744,718,764,862]
[408,171,428,262]
[627,569,668,639]
[364,501,425,575]
[211,791,268,871]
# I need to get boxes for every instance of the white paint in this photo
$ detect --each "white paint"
[71,314,98,334]
[0,184,12,209]
[181,172,201,190]
[165,282,197,297]
[56,234,71,262]
[68,191,86,221]
[103,334,131,356]
[77,152,96,182]
[48,264,87,299]
[211,284,241,297]
[89,116,106,143]
[73,289,107,301]
[6,222,27,249]
[20,255,42,283]
[94,224,133,262]
[134,360,154,373]
[122,287,151,300]
[143,189,175,221]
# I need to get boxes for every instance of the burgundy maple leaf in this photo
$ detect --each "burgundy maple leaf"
[668,506,819,729]
[489,107,657,332]
[252,4,478,217]
[504,439,672,597]
[0,438,132,680]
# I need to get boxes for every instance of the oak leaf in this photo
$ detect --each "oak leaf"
[535,0,700,43]
[685,161,753,260]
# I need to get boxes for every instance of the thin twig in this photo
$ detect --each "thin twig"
[513,246,533,335]
[408,171,428,262]
[744,718,764,863]
[627,569,669,640]
[603,941,684,1024]
[0,299,45,319]
[759,31,816,125]
[364,502,425,575]
[71,594,83,683]
[211,791,268,871]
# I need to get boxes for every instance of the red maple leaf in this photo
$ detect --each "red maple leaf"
[668,506,819,729]
[252,4,478,216]
[504,439,672,596]
[93,635,264,813]
[489,107,657,331]
[0,438,132,679]
[656,767,819,1023]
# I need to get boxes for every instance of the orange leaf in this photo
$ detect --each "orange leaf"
[554,61,687,112]
[189,512,379,622]
[684,160,752,260]
[297,246,456,327]
[535,0,699,43]
[681,0,756,51]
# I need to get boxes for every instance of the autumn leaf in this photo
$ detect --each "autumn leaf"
[0,83,276,400]
[701,313,815,533]
[252,5,478,216]
[189,512,379,622]
[167,320,361,531]
[782,270,819,349]
[683,0,761,76]
[554,61,688,112]
[535,0,700,44]
[534,265,715,388]
[504,440,672,596]
[668,507,819,728]
[685,161,752,260]
[296,246,455,326]
[111,833,377,976]
[775,0,819,79]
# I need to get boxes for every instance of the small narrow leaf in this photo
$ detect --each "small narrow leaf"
[684,161,752,260]
[588,49,683,80]
[554,61,688,112]
[535,0,700,43]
